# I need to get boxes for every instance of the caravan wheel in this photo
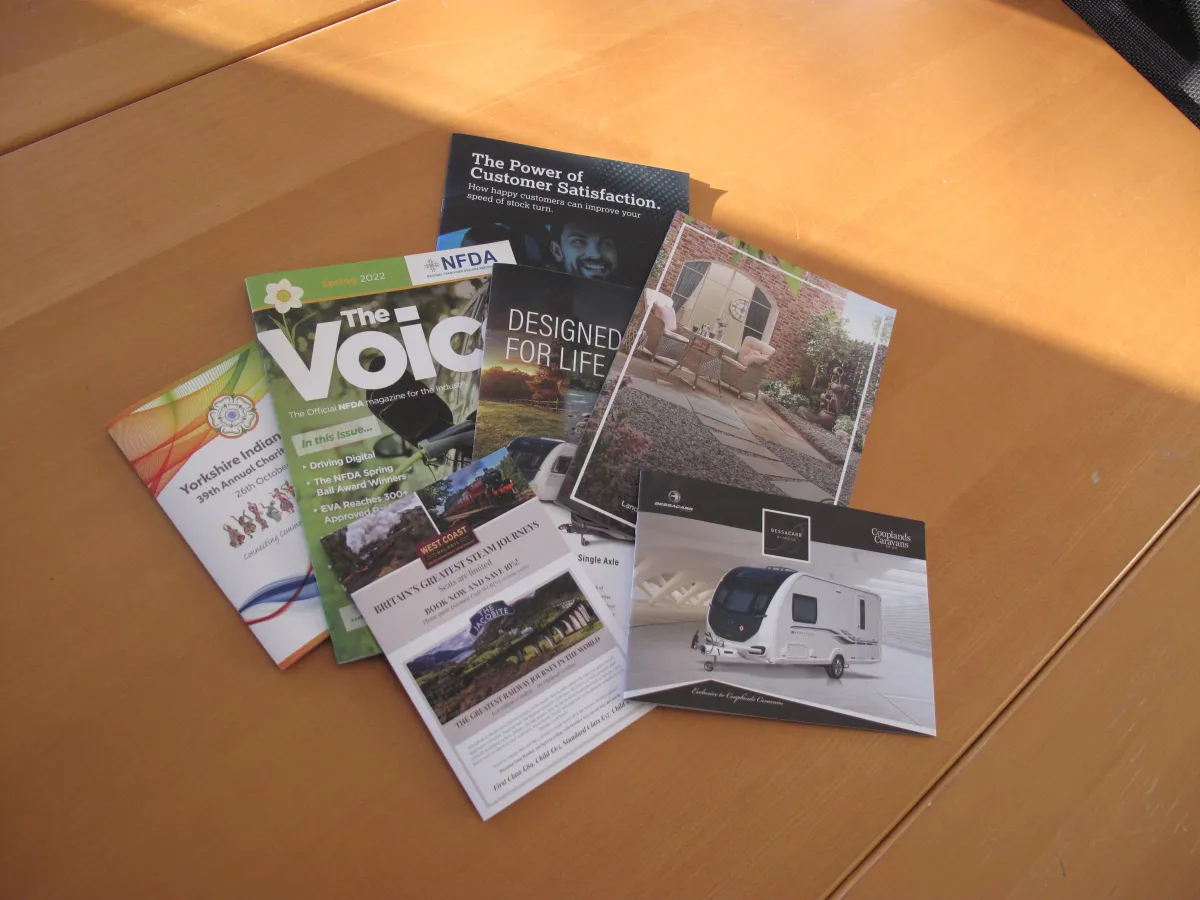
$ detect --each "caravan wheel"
[703,661,715,672]
[825,656,845,679]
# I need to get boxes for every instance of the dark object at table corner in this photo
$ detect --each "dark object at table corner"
[1063,0,1200,127]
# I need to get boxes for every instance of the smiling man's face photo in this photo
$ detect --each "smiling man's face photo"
[550,217,619,280]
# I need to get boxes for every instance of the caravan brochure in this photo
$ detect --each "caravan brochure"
[475,264,640,619]
[626,472,934,735]
[563,212,897,535]
[245,242,513,662]
[326,448,649,819]
[107,344,328,669]
[436,134,689,290]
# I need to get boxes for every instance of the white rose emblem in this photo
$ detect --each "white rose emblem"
[264,278,304,313]
[208,394,258,438]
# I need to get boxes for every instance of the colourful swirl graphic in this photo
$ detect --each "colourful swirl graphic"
[107,344,269,497]
[238,566,319,625]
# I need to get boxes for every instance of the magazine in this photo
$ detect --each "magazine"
[327,448,649,819]
[475,264,641,619]
[562,213,897,536]
[107,344,328,668]
[626,472,934,735]
[436,134,689,290]
[245,242,514,663]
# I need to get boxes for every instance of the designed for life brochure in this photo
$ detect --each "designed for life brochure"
[436,133,689,290]
[245,242,514,663]
[325,447,648,819]
[107,344,328,669]
[475,264,640,620]
[563,212,898,536]
[626,472,934,735]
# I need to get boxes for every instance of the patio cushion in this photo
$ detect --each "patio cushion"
[645,288,677,332]
[737,336,775,367]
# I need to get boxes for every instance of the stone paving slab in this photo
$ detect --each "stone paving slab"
[712,432,780,459]
[697,414,756,438]
[735,454,807,479]
[773,480,834,502]
[770,433,829,461]
[629,376,691,408]
[686,399,744,427]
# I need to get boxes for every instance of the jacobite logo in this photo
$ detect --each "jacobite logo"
[668,490,681,503]
[207,394,258,438]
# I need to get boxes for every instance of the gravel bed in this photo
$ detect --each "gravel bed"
[621,389,782,493]
[573,389,783,515]
[758,439,844,498]
[762,397,850,465]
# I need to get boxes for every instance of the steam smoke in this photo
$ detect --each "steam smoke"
[346,494,427,555]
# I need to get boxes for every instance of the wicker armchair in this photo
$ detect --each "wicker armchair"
[719,336,776,399]
[639,311,690,363]
[719,357,768,400]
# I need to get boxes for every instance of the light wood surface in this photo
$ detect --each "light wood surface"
[838,491,1200,899]
[1,1,1197,897]
[0,0,388,152]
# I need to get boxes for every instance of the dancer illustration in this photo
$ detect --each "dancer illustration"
[264,499,283,522]
[272,486,295,514]
[234,513,256,536]
[246,501,269,530]
[223,523,246,547]
[282,480,296,497]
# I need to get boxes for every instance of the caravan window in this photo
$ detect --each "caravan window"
[791,594,818,624]
[859,598,866,630]
[551,454,573,475]
[711,569,790,616]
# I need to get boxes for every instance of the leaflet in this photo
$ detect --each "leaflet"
[626,472,935,735]
[475,263,640,621]
[245,242,514,663]
[436,133,689,290]
[107,344,328,668]
[328,447,649,819]
[563,212,898,536]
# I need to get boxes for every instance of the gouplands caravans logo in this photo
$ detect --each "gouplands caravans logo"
[208,394,259,438]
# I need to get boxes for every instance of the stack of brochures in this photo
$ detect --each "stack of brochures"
[109,134,936,819]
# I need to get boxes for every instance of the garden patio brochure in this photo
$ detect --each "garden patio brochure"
[437,134,689,290]
[626,472,935,735]
[245,242,514,663]
[474,263,641,618]
[563,212,897,536]
[327,447,648,819]
[107,343,328,669]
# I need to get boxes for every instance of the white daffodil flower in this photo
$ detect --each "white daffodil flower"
[264,278,304,314]
[207,394,259,438]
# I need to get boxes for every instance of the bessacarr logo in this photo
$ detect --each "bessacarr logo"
[653,488,693,512]
[872,528,912,551]
[762,509,811,563]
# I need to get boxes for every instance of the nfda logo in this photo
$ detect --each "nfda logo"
[440,249,498,271]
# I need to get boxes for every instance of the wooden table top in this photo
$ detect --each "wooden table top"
[2,1,1197,897]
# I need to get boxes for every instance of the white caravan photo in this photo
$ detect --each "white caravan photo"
[505,437,576,502]
[694,567,881,679]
